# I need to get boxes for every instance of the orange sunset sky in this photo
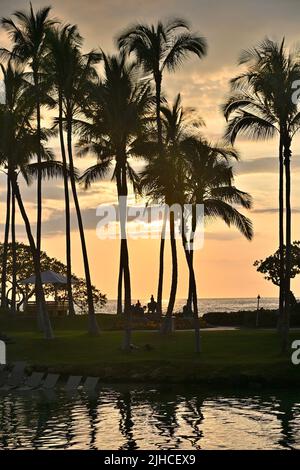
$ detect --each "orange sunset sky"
[1,0,300,301]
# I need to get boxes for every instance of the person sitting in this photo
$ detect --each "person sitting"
[147,295,157,314]
[135,300,144,316]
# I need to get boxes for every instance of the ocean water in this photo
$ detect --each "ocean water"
[99,297,280,316]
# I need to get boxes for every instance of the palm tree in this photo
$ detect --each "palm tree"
[10,182,17,314]
[42,24,80,318]
[1,3,56,253]
[43,24,101,334]
[138,94,202,331]
[1,3,57,326]
[181,136,253,351]
[0,173,11,309]
[118,18,207,315]
[0,61,54,338]
[79,52,153,349]
[223,38,300,351]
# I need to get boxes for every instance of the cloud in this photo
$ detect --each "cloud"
[252,207,300,214]
[205,232,241,241]
[235,156,300,175]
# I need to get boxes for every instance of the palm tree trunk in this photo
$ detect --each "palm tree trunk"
[1,174,11,309]
[33,69,45,330]
[66,116,99,335]
[155,72,163,149]
[282,138,292,352]
[155,72,165,316]
[34,70,42,257]
[187,249,194,312]
[11,185,17,315]
[117,258,123,314]
[161,210,178,334]
[156,206,167,316]
[278,136,285,332]
[10,171,54,339]
[117,162,132,350]
[58,97,75,317]
[181,214,201,352]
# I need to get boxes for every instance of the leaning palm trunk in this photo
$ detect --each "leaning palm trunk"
[161,210,178,334]
[117,259,123,314]
[117,163,132,350]
[155,73,165,316]
[187,249,194,312]
[181,214,201,352]
[33,70,44,330]
[282,137,292,352]
[155,73,163,149]
[1,174,11,309]
[278,136,285,332]
[10,172,54,339]
[11,187,17,315]
[156,206,167,316]
[34,71,43,257]
[58,97,76,317]
[66,117,99,335]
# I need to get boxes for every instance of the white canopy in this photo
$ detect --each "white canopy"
[20,270,74,285]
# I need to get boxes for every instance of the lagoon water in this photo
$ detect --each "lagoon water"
[0,385,299,450]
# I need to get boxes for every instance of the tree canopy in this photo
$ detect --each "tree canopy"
[254,242,300,286]
[0,242,106,312]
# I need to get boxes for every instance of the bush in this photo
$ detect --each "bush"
[203,309,300,328]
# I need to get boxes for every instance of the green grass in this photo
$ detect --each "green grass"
[1,314,300,386]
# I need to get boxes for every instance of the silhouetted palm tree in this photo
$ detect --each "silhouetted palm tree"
[0,174,11,309]
[138,94,202,332]
[1,3,56,325]
[0,61,54,338]
[43,24,81,318]
[182,136,253,351]
[118,18,207,314]
[223,38,300,351]
[79,52,153,349]
[44,24,101,334]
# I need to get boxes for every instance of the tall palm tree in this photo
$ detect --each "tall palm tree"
[181,136,253,351]
[0,173,11,309]
[10,182,17,314]
[138,94,202,331]
[118,18,207,315]
[0,61,54,338]
[79,52,153,349]
[44,24,101,334]
[1,4,56,254]
[223,38,300,351]
[1,3,57,325]
[43,24,80,318]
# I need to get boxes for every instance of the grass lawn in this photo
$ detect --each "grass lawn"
[1,314,300,386]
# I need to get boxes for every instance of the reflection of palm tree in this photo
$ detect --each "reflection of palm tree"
[79,53,153,348]
[150,397,181,449]
[223,39,300,350]
[118,19,207,315]
[84,396,100,450]
[181,397,204,449]
[117,391,138,450]
[276,394,297,450]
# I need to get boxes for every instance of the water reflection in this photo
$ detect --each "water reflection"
[0,386,299,450]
